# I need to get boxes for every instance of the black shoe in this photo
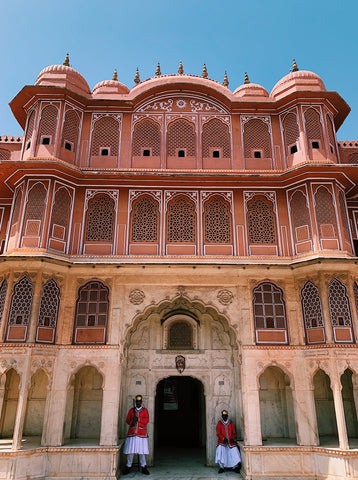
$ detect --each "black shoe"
[141,466,150,475]
[234,462,241,473]
[122,466,131,475]
[218,468,225,473]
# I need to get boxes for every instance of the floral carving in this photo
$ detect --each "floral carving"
[129,289,145,305]
[217,289,233,305]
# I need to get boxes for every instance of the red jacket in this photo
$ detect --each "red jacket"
[126,407,149,438]
[216,419,237,447]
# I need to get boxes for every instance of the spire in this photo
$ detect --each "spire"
[178,60,184,74]
[156,62,161,76]
[63,53,70,66]
[292,59,299,72]
[202,63,208,78]
[244,72,250,84]
[134,67,140,84]
[223,71,229,87]
[112,69,118,81]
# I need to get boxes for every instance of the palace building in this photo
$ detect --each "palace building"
[0,56,358,479]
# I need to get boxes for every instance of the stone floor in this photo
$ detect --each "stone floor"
[121,447,243,480]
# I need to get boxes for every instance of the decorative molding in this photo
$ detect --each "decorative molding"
[217,289,233,305]
[129,289,145,305]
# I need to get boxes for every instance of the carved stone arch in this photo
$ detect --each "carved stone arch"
[67,361,105,390]
[309,365,332,390]
[162,314,198,350]
[256,362,295,390]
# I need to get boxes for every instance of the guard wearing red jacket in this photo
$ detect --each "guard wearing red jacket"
[123,395,150,475]
[215,410,241,473]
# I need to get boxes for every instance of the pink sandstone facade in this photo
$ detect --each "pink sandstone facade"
[0,57,358,479]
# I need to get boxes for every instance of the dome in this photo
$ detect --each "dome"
[92,79,130,96]
[271,70,326,99]
[36,63,91,97]
[234,82,269,98]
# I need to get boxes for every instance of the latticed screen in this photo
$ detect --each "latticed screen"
[8,276,33,326]
[328,278,352,326]
[25,110,36,145]
[247,196,276,244]
[315,187,337,237]
[0,279,8,328]
[37,105,58,144]
[85,194,115,242]
[75,281,109,328]
[253,282,286,329]
[202,119,231,158]
[301,281,324,329]
[283,113,299,154]
[243,119,272,158]
[91,117,119,156]
[326,115,336,155]
[61,110,80,151]
[167,196,196,243]
[50,188,71,239]
[168,321,193,349]
[290,191,311,242]
[24,184,47,236]
[353,282,358,316]
[37,279,60,329]
[10,190,22,237]
[203,196,232,244]
[304,108,322,142]
[130,196,159,243]
[0,149,10,160]
[338,191,350,244]
[132,119,161,156]
[348,154,358,164]
[167,119,196,156]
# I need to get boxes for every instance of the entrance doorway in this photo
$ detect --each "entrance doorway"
[155,376,205,448]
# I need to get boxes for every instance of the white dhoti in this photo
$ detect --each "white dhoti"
[215,444,241,468]
[124,436,149,467]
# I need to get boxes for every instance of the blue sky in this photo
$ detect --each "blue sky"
[1,0,357,141]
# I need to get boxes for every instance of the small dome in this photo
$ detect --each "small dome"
[234,83,269,98]
[271,70,326,99]
[92,79,130,96]
[36,64,91,96]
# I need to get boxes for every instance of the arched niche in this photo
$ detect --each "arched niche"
[313,369,338,445]
[0,368,20,439]
[23,369,48,438]
[341,368,358,441]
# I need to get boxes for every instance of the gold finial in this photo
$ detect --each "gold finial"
[292,59,299,72]
[244,72,250,84]
[134,67,140,84]
[156,62,161,76]
[223,71,229,87]
[63,53,70,66]
[202,63,208,78]
[178,60,184,74]
[112,69,118,81]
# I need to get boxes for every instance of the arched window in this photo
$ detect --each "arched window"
[243,119,272,159]
[304,108,323,153]
[167,195,196,243]
[91,116,119,157]
[326,115,337,157]
[23,183,47,241]
[73,280,109,344]
[168,320,193,349]
[202,119,231,159]
[61,109,80,155]
[132,119,161,157]
[5,276,33,342]
[24,110,36,151]
[9,189,22,238]
[36,279,60,344]
[338,191,350,246]
[130,195,159,243]
[290,190,312,252]
[85,194,115,242]
[247,195,276,245]
[301,281,325,344]
[283,113,300,157]
[167,119,196,157]
[314,187,338,244]
[203,196,232,244]
[253,282,288,344]
[36,105,58,146]
[328,278,354,343]
[0,279,8,329]
[48,187,72,252]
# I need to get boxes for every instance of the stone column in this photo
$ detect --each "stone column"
[0,374,6,421]
[100,357,121,446]
[331,379,349,450]
[27,273,43,343]
[0,273,14,341]
[292,377,319,446]
[12,355,31,450]
[241,358,262,446]
[318,274,334,344]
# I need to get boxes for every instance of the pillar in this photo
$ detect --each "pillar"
[331,379,349,450]
[100,361,121,446]
[12,356,31,450]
